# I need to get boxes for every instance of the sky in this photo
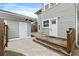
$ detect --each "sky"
[0,3,42,18]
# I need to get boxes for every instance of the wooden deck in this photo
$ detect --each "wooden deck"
[32,32,69,55]
[32,32,67,48]
[32,32,79,56]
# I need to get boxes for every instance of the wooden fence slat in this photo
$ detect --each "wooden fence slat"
[0,20,5,56]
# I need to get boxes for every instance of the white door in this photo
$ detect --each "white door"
[49,18,57,37]
[19,22,27,38]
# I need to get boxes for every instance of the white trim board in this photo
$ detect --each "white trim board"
[76,3,79,47]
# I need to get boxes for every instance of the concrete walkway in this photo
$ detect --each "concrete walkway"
[5,38,65,56]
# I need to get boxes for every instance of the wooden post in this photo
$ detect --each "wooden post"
[5,25,8,47]
[0,20,5,56]
[66,28,76,54]
[67,30,71,53]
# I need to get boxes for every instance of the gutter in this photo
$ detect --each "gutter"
[75,3,79,47]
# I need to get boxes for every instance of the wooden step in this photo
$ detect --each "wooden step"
[32,33,67,49]
[36,37,67,49]
[33,39,72,56]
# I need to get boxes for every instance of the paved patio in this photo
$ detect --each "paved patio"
[5,38,65,56]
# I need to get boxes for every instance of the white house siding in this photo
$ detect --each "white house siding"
[37,14,42,33]
[27,21,31,38]
[7,20,19,39]
[41,3,76,38]
[37,14,49,35]
[42,28,49,35]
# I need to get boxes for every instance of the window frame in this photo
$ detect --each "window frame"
[50,3,56,8]
[43,3,59,11]
[42,20,49,28]
[51,19,56,24]
[44,4,50,11]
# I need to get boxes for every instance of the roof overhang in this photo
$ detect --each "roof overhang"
[35,9,42,15]
[0,9,35,22]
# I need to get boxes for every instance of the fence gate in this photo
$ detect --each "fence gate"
[0,20,5,56]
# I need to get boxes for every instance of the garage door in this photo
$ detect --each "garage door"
[19,22,27,38]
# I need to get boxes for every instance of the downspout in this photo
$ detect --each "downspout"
[75,3,79,47]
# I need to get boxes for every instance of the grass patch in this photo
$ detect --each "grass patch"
[4,50,25,56]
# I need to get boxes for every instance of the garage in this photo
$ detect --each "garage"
[7,20,31,39]
[0,9,34,40]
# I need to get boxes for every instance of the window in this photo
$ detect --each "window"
[50,3,56,7]
[50,3,58,8]
[43,20,49,27]
[45,4,49,10]
[51,19,56,24]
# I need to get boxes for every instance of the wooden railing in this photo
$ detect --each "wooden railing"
[66,28,76,54]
